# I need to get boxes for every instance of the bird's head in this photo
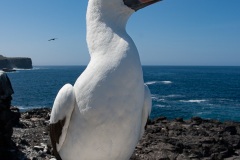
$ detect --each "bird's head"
[88,0,161,13]
[87,0,162,25]
[123,0,162,11]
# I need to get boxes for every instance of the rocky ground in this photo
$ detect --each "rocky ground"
[1,108,240,160]
[132,117,240,160]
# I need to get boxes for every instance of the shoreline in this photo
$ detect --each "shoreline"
[4,108,240,159]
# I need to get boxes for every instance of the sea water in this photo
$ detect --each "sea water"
[7,66,240,122]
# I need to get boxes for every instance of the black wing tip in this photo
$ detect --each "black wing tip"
[145,117,151,130]
[49,117,66,160]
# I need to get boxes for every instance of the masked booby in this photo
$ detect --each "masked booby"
[50,0,161,159]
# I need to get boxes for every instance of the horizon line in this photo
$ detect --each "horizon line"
[33,65,240,67]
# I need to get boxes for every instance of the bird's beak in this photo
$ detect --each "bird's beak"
[124,0,162,11]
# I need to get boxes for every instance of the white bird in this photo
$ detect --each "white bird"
[50,0,161,159]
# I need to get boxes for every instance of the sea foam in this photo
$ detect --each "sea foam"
[145,81,172,85]
[180,100,207,103]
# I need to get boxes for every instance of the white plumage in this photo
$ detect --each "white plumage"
[50,0,160,159]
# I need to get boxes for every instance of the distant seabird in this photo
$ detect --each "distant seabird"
[50,0,161,159]
[48,38,58,41]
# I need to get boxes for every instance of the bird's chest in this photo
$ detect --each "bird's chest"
[74,61,144,120]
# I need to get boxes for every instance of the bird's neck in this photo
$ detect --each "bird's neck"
[86,1,135,58]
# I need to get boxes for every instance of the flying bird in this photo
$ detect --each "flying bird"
[48,38,58,41]
[50,0,161,159]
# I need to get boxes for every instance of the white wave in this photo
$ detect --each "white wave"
[196,111,212,115]
[145,81,158,85]
[163,94,183,98]
[32,67,42,70]
[151,95,159,100]
[180,99,207,103]
[13,68,32,71]
[12,66,47,71]
[154,98,165,102]
[157,99,165,102]
[155,104,168,108]
[161,81,172,84]
[145,81,172,85]
[151,95,165,102]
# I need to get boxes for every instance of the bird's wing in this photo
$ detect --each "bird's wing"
[50,84,76,159]
[140,84,152,138]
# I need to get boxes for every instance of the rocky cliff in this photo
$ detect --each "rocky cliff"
[0,55,32,69]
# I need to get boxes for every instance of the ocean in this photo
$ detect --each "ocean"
[7,66,240,122]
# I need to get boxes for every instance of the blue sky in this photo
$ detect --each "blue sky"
[0,0,239,66]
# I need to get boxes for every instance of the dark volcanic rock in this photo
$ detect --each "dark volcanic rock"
[6,108,240,160]
[0,55,32,69]
[11,108,54,160]
[131,118,240,160]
